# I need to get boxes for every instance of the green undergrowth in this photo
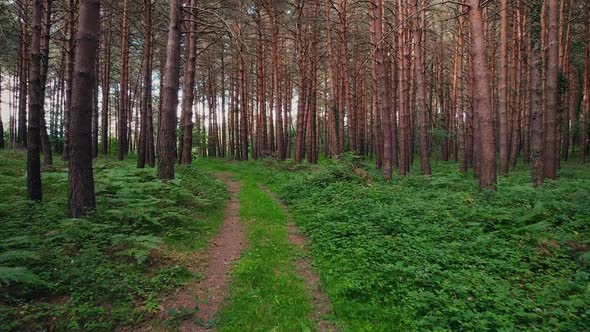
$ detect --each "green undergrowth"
[214,173,313,331]
[0,150,227,331]
[278,157,590,331]
[198,156,590,331]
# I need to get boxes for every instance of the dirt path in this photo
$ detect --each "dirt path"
[259,185,337,332]
[161,173,245,331]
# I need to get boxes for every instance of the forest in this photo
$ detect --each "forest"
[0,0,589,330]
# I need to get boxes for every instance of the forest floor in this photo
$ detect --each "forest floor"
[1,150,590,331]
[195,155,590,331]
[156,173,245,331]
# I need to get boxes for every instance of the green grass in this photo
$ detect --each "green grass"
[218,178,312,331]
[4,149,589,331]
[278,157,590,331]
[0,150,227,331]
[194,161,314,331]
[197,156,590,331]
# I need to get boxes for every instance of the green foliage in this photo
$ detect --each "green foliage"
[215,177,313,331]
[111,235,162,264]
[0,267,41,286]
[276,159,590,331]
[0,151,227,331]
[0,0,19,71]
[164,305,200,330]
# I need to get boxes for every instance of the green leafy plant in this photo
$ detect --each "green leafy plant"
[0,151,227,331]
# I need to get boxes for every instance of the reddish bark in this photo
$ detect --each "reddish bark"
[265,0,285,160]
[68,0,100,217]
[544,0,559,179]
[413,0,431,176]
[468,0,497,190]
[157,0,182,180]
[371,0,392,179]
[398,0,410,175]
[498,0,510,175]
[582,14,590,162]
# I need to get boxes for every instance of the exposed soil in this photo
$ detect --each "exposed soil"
[159,172,245,331]
[259,185,338,332]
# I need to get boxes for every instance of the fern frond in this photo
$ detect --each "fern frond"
[1,235,36,248]
[0,250,38,263]
[0,266,41,286]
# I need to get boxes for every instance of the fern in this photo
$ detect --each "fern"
[0,266,41,286]
[0,250,38,263]
[1,235,36,248]
[111,235,161,264]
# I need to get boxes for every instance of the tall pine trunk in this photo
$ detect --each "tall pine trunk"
[138,0,154,168]
[180,0,197,164]
[498,0,510,175]
[68,0,100,217]
[544,0,559,179]
[118,0,129,160]
[27,0,43,201]
[157,0,182,180]
[468,0,497,190]
[62,0,76,160]
[413,0,431,176]
[40,0,52,166]
[100,10,112,156]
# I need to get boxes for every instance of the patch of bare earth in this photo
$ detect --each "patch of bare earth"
[155,172,245,331]
[259,185,338,332]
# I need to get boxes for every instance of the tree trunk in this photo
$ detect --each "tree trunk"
[371,0,392,179]
[68,0,100,217]
[239,48,249,160]
[27,0,43,201]
[336,0,353,153]
[530,0,545,185]
[100,9,112,156]
[92,55,99,159]
[118,0,129,160]
[544,0,559,179]
[255,8,267,158]
[180,0,197,164]
[18,0,30,149]
[467,0,497,190]
[157,0,182,180]
[498,0,510,175]
[531,43,544,186]
[294,0,307,163]
[220,46,226,158]
[324,0,340,156]
[39,0,52,165]
[62,0,76,160]
[413,0,431,176]
[582,12,590,162]
[398,0,409,175]
[138,0,154,168]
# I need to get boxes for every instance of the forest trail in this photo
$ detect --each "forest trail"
[259,184,337,332]
[161,172,245,331]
